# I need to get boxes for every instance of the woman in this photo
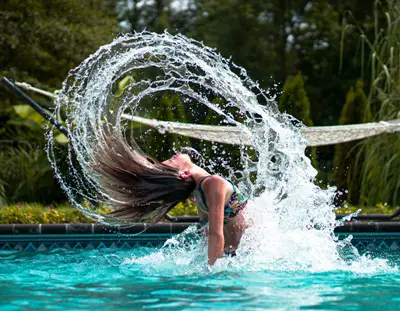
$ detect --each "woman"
[93,132,247,265]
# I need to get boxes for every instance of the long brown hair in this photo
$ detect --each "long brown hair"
[92,127,196,225]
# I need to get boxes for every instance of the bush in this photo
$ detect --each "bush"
[279,72,318,169]
[333,79,371,204]
[3,200,397,224]
[0,201,198,224]
[279,72,313,127]
[0,203,93,224]
[335,201,397,215]
[0,147,65,203]
[169,200,199,216]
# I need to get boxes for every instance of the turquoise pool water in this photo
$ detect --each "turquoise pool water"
[1,248,400,310]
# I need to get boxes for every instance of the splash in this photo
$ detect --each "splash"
[47,31,392,272]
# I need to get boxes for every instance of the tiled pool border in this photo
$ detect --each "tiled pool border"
[0,223,191,252]
[2,222,400,253]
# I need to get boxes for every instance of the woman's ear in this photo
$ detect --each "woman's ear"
[179,169,191,179]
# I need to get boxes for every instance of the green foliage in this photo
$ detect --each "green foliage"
[343,1,400,205]
[335,201,396,215]
[2,199,395,224]
[142,92,191,159]
[279,72,318,169]
[0,203,93,224]
[0,0,118,204]
[0,96,68,203]
[0,179,6,206]
[116,0,374,127]
[0,147,65,203]
[334,79,371,204]
[0,0,392,211]
[169,200,199,216]
[0,201,197,224]
[279,72,313,126]
[12,105,44,129]
[355,134,400,205]
[0,0,118,88]
[0,0,118,129]
[338,80,372,125]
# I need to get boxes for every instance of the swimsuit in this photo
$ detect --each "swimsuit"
[194,175,247,224]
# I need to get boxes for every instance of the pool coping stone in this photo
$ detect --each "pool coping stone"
[1,222,400,235]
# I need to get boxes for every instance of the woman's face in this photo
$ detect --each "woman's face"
[162,153,193,171]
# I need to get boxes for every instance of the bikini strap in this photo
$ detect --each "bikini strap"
[197,175,212,209]
[197,175,212,190]
[197,176,237,209]
[224,178,237,194]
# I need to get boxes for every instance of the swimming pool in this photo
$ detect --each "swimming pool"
[1,222,400,310]
[1,247,400,310]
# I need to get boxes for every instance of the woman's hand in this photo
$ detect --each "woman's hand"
[202,175,227,265]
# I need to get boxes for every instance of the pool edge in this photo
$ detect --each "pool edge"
[1,222,400,253]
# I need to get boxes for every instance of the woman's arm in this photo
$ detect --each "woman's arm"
[198,207,208,222]
[202,175,227,265]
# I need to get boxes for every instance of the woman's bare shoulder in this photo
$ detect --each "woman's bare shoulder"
[204,174,225,183]
[201,175,227,190]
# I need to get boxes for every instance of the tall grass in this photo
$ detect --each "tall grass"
[342,0,400,205]
[0,179,6,206]
[0,146,64,203]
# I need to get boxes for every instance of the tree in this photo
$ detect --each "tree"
[333,79,371,204]
[0,0,118,136]
[0,0,119,203]
[0,0,118,91]
[113,0,375,128]
[279,72,313,126]
[279,72,318,169]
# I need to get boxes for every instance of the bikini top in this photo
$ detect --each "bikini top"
[193,175,247,223]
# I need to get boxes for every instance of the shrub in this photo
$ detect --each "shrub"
[0,147,65,203]
[169,200,199,216]
[279,72,313,127]
[333,79,371,204]
[279,72,318,169]
[0,203,93,224]
[0,201,198,224]
[335,201,397,215]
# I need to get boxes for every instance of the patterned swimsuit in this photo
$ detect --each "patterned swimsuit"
[194,175,247,224]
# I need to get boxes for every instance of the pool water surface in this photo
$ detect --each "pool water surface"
[1,247,400,310]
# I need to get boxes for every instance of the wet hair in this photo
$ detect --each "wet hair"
[92,127,196,225]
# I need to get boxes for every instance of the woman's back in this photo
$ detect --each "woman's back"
[193,175,247,252]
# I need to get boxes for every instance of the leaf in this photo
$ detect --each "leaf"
[7,119,41,130]
[116,75,135,96]
[54,133,69,144]
[13,105,44,125]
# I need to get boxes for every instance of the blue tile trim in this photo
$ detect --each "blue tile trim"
[0,232,399,253]
[2,222,400,253]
